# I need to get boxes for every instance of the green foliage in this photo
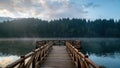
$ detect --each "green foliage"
[0,18,120,37]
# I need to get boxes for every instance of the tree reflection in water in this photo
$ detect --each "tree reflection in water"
[0,40,35,56]
[0,38,120,68]
[81,39,120,56]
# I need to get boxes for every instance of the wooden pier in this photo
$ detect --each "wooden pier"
[40,46,75,68]
[6,40,100,68]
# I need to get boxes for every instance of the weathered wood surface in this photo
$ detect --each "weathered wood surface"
[6,40,100,68]
[40,46,75,68]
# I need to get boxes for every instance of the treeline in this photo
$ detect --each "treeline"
[0,18,120,37]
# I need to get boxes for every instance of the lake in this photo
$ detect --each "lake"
[0,38,120,68]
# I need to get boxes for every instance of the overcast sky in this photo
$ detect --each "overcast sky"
[0,0,120,20]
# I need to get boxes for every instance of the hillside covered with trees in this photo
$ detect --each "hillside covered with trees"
[0,18,120,37]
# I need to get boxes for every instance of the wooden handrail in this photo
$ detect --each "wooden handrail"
[6,41,53,68]
[6,40,101,68]
[66,41,99,68]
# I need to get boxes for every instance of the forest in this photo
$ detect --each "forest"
[0,18,120,37]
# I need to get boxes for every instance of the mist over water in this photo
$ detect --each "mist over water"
[0,38,120,67]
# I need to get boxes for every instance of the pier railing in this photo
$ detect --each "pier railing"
[66,41,99,68]
[6,41,53,68]
[6,40,101,68]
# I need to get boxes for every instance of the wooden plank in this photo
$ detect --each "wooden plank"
[40,46,75,68]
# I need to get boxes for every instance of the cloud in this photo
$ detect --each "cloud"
[0,0,95,20]
[0,9,15,17]
[83,2,99,8]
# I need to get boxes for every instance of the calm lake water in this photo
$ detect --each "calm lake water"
[0,38,120,68]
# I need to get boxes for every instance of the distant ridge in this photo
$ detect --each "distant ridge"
[0,17,14,22]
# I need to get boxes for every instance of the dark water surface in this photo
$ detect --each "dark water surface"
[0,38,120,68]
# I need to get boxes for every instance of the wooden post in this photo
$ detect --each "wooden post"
[85,55,88,58]
[36,41,39,49]
[76,41,82,51]
[20,55,25,68]
[32,57,35,68]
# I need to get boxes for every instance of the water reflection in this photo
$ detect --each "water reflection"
[0,38,120,67]
[89,53,120,68]
[0,40,35,55]
[81,39,120,56]
[0,40,36,67]
[0,55,19,67]
[80,39,120,68]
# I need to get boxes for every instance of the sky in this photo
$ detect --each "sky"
[0,0,120,20]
